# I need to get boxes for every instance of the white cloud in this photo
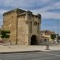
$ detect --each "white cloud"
[41,0,51,3]
[1,0,60,9]
[32,9,60,19]
[53,2,60,9]
[0,0,2,5]
[1,0,60,20]
[31,1,60,20]
[40,12,60,19]
[2,0,51,9]
[0,9,8,14]
[31,1,60,12]
[3,0,34,8]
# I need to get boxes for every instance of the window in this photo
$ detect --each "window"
[30,22,32,33]
[34,22,37,25]
[35,16,37,18]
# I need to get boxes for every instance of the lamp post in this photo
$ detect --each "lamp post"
[56,20,59,43]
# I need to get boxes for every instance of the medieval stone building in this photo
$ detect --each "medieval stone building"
[3,8,41,45]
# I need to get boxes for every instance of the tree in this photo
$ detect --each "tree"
[0,30,10,43]
[51,34,56,40]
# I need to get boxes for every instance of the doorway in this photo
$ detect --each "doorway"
[31,35,37,45]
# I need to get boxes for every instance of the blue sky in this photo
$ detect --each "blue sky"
[0,0,60,34]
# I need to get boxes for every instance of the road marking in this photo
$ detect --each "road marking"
[38,52,60,57]
[44,53,60,57]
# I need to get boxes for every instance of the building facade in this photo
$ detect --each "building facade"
[3,8,41,45]
[40,30,56,43]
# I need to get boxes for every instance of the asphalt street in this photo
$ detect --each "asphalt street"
[0,51,60,60]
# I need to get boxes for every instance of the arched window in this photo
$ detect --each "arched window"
[34,22,37,25]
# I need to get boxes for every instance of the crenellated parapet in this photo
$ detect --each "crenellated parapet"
[3,8,26,16]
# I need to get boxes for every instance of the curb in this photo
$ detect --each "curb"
[0,50,43,54]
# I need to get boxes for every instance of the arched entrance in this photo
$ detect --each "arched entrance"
[31,35,37,45]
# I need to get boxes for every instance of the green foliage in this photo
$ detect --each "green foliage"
[1,30,10,39]
[51,34,56,40]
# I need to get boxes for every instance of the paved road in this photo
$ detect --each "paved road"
[0,51,60,60]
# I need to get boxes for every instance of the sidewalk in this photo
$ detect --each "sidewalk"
[0,44,60,54]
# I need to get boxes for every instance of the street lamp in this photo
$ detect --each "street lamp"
[56,20,59,43]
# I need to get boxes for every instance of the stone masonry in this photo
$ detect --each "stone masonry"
[3,8,41,45]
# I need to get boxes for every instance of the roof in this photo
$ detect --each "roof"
[3,8,41,19]
[41,30,55,35]
[3,8,26,16]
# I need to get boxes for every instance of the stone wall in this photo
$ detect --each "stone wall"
[18,14,29,45]
[3,11,17,44]
[28,14,41,44]
[3,9,26,44]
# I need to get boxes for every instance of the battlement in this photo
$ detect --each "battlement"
[3,8,26,16]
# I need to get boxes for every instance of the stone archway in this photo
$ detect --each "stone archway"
[31,35,37,45]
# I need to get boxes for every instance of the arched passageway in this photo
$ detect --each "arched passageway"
[31,35,37,45]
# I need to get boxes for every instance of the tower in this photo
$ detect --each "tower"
[3,8,41,45]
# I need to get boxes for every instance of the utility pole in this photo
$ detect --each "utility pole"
[56,20,59,43]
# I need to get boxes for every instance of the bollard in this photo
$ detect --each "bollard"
[45,40,50,50]
[46,45,49,50]
[9,41,11,48]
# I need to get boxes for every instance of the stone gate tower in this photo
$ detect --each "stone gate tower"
[3,8,41,45]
